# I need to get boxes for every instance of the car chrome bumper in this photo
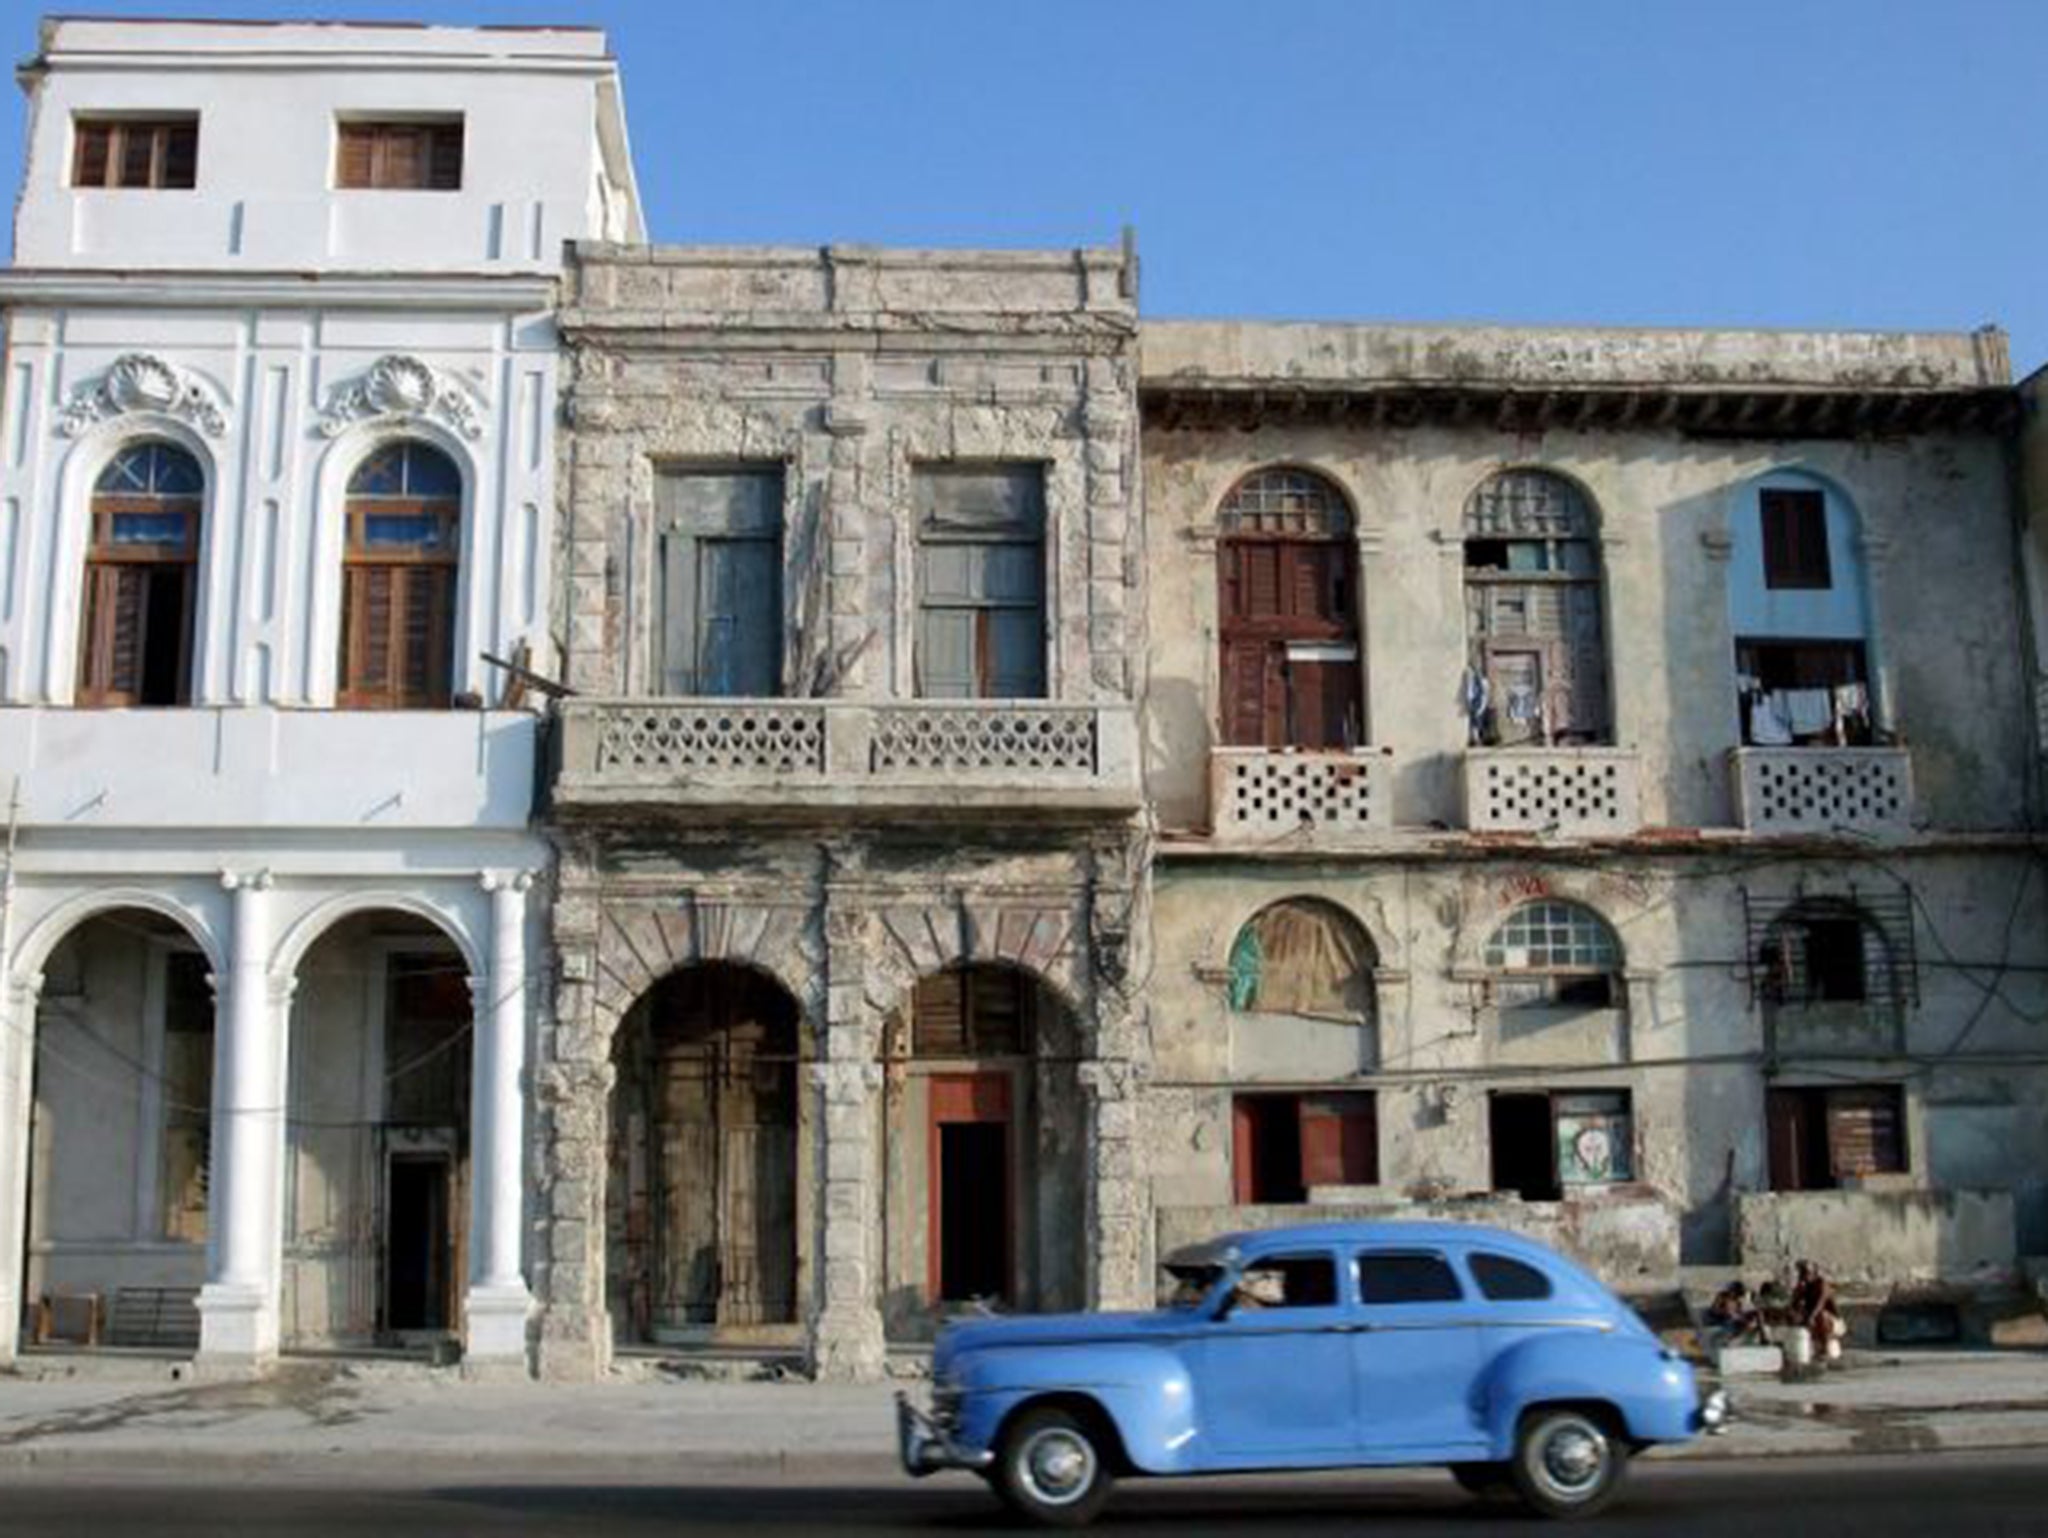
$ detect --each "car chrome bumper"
[1695,1388,1733,1436]
[897,1392,995,1476]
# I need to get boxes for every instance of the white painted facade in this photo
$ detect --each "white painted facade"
[0,19,641,1371]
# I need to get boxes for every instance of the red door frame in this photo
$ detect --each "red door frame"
[926,1072,1014,1305]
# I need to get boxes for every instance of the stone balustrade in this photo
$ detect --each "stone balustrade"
[1208,747,1394,845]
[556,696,1141,818]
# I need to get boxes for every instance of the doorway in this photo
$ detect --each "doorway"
[1490,1092,1560,1200]
[929,1075,1012,1304]
[383,1153,452,1332]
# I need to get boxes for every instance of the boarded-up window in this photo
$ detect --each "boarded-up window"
[159,951,213,1243]
[72,117,199,189]
[1759,900,1895,1007]
[910,967,1036,1058]
[1482,900,1621,1010]
[1226,898,1374,1017]
[1233,1091,1376,1202]
[1768,1084,1906,1191]
[338,441,460,709]
[78,441,204,707]
[1761,488,1832,590]
[1217,468,1359,747]
[914,465,1046,698]
[1463,470,1608,745]
[335,119,464,190]
[656,469,784,696]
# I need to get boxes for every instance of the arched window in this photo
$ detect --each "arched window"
[1731,473,1875,747]
[1226,898,1374,1017]
[1463,469,1609,745]
[78,440,205,707]
[1217,468,1359,747]
[1482,899,1621,1009]
[339,440,461,709]
[1759,898,1895,1008]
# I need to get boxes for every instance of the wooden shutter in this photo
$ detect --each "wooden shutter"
[695,538,780,696]
[336,123,376,188]
[1761,489,1831,590]
[426,123,464,189]
[80,564,148,705]
[162,121,199,188]
[1298,1095,1376,1188]
[912,974,968,1057]
[73,122,113,187]
[1767,1088,1810,1192]
[1231,1098,1259,1206]
[1826,1088,1904,1178]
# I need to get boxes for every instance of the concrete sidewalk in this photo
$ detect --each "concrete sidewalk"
[0,1349,2040,1477]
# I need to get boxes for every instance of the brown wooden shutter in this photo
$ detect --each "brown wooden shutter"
[1761,489,1831,590]
[73,122,113,187]
[912,974,967,1057]
[1231,1098,1258,1206]
[1767,1089,1809,1191]
[1298,1095,1377,1188]
[426,124,464,189]
[336,124,376,188]
[162,121,199,189]
[81,564,148,705]
[1826,1088,1904,1178]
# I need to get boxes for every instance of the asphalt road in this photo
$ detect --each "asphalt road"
[3,1450,2046,1535]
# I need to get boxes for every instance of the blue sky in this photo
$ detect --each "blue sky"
[9,0,2048,369]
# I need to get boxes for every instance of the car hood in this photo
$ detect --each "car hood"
[934,1309,1188,1366]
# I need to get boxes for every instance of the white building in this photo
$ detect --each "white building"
[0,18,640,1371]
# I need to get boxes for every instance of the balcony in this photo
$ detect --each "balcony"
[1730,746,1914,836]
[554,697,1142,820]
[1463,748,1643,837]
[1208,747,1393,847]
[0,706,539,831]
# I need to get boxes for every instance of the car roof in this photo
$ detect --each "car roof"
[1166,1221,1580,1270]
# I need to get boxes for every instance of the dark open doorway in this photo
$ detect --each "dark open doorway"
[937,1122,1009,1302]
[1490,1092,1560,1201]
[384,1154,452,1332]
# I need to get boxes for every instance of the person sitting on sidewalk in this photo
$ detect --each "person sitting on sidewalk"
[1705,1279,1767,1349]
[1790,1259,1848,1365]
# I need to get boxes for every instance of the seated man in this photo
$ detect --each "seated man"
[1704,1279,1766,1348]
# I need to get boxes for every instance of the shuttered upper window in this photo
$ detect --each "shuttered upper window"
[78,441,204,707]
[1216,467,1359,748]
[1760,488,1832,590]
[335,119,464,190]
[914,466,1046,699]
[338,441,461,710]
[73,117,199,189]
[655,469,783,696]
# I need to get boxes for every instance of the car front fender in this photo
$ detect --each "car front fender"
[948,1344,1201,1474]
[1476,1330,1701,1453]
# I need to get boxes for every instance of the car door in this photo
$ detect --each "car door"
[1348,1247,1489,1460]
[1188,1249,1357,1466]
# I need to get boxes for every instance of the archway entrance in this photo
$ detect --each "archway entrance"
[608,963,801,1346]
[881,963,1085,1340]
[284,913,470,1352]
[22,908,214,1352]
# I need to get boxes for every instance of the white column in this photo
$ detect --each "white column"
[198,870,281,1366]
[0,972,44,1365]
[464,870,534,1369]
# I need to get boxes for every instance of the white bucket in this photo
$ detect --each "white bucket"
[1782,1326,1813,1368]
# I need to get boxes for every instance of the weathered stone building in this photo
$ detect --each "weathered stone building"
[535,243,1150,1379]
[1138,322,2045,1297]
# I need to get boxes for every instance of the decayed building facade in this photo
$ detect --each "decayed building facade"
[536,243,1150,1379]
[0,19,639,1370]
[1137,322,2048,1298]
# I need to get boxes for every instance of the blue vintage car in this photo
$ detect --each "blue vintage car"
[898,1221,1727,1525]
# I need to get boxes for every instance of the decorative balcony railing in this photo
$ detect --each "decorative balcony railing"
[1729,746,1914,835]
[557,697,1140,818]
[1463,748,1643,836]
[1208,747,1393,845]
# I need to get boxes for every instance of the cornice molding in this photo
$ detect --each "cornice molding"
[0,270,558,313]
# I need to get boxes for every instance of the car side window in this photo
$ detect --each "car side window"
[1469,1252,1554,1301]
[1229,1253,1338,1312]
[1355,1250,1463,1304]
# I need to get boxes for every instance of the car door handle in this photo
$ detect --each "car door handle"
[1332,1323,1373,1334]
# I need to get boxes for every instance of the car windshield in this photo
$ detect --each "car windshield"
[1161,1262,1225,1309]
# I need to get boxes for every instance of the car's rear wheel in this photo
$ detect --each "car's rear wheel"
[1450,1461,1515,1501]
[1510,1406,1628,1519]
[993,1405,1115,1528]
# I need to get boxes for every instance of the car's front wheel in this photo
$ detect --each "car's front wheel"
[993,1405,1115,1528]
[1510,1406,1628,1519]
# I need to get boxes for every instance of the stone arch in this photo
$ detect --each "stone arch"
[11,887,225,984]
[271,888,483,985]
[867,900,1085,1033]
[590,900,820,1051]
[1224,895,1378,1018]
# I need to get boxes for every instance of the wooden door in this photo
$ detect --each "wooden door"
[927,1074,1013,1304]
[1218,538,1359,746]
[1767,1089,1811,1192]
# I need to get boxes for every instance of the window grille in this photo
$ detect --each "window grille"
[1743,885,1918,1012]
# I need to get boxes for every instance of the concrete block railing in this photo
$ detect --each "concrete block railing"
[1730,747,1913,836]
[1463,747,1643,836]
[1208,747,1394,845]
